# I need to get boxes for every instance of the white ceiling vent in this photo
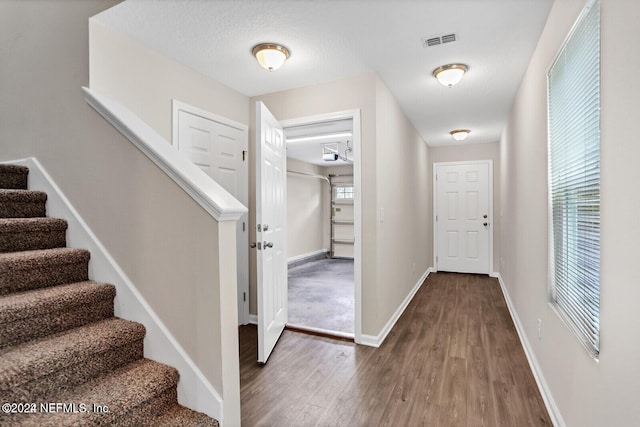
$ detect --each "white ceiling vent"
[422,33,458,48]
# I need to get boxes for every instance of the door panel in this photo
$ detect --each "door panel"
[175,108,249,324]
[255,102,287,364]
[436,162,491,274]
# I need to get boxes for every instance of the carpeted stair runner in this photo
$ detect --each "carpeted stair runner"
[0,164,218,426]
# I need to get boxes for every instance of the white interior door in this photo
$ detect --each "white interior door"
[255,101,287,363]
[174,104,249,324]
[435,161,492,274]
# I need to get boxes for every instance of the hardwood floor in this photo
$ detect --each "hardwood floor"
[239,272,551,426]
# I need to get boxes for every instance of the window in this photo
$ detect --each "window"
[547,0,600,358]
[334,186,354,200]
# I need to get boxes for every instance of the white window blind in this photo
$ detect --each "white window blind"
[547,0,600,357]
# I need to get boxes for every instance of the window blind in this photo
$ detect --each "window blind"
[547,0,600,357]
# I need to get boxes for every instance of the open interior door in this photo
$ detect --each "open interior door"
[255,101,287,363]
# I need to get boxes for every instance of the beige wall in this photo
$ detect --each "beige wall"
[89,20,249,141]
[0,0,237,420]
[500,0,640,425]
[373,77,431,334]
[286,158,329,259]
[429,142,500,271]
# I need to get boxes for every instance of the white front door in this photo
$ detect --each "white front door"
[174,103,249,324]
[255,102,287,363]
[434,161,492,274]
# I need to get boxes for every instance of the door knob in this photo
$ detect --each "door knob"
[250,242,256,248]
[264,241,274,248]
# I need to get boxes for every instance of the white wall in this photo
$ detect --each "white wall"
[286,158,329,259]
[499,0,640,425]
[429,142,500,272]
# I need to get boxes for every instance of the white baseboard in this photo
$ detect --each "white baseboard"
[495,272,565,427]
[7,158,223,422]
[359,268,434,348]
[248,314,258,325]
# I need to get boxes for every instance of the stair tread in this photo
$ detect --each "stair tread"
[0,281,115,323]
[4,359,179,426]
[0,247,90,269]
[153,404,220,427]
[0,217,67,233]
[0,189,47,202]
[0,317,145,390]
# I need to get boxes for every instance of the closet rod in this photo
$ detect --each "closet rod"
[286,170,330,183]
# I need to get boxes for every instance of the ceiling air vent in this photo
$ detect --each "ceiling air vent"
[422,33,458,48]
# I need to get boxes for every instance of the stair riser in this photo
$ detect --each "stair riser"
[0,230,66,253]
[0,202,46,219]
[0,262,88,296]
[0,172,28,190]
[4,340,144,403]
[1,299,114,349]
[115,388,178,427]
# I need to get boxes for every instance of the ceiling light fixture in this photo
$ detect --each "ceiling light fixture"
[252,43,290,71]
[450,129,471,141]
[433,63,468,87]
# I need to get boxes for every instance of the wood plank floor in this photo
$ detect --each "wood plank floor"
[239,272,551,426]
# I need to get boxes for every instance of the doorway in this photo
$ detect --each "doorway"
[171,100,249,324]
[433,161,493,274]
[282,116,357,338]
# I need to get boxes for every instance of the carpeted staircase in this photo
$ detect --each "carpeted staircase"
[0,164,219,426]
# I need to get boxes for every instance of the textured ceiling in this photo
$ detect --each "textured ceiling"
[94,0,553,147]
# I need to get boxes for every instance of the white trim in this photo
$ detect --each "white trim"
[248,314,258,325]
[359,268,433,348]
[495,272,565,427]
[4,157,223,422]
[82,87,247,222]
[287,249,327,264]
[433,160,494,274]
[278,109,363,345]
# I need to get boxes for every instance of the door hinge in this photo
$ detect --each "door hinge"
[243,150,247,161]
[436,256,438,263]
[243,221,245,232]
[243,292,246,302]
[436,215,438,222]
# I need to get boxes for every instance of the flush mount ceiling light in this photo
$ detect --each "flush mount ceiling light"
[433,63,468,87]
[252,43,290,71]
[450,129,471,141]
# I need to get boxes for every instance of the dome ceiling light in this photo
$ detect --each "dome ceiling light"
[433,63,468,87]
[450,129,471,141]
[252,43,290,71]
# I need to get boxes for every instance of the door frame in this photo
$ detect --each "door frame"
[433,160,494,274]
[279,109,362,343]
[171,99,250,325]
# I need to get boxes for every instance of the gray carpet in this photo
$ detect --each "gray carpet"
[288,258,354,334]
